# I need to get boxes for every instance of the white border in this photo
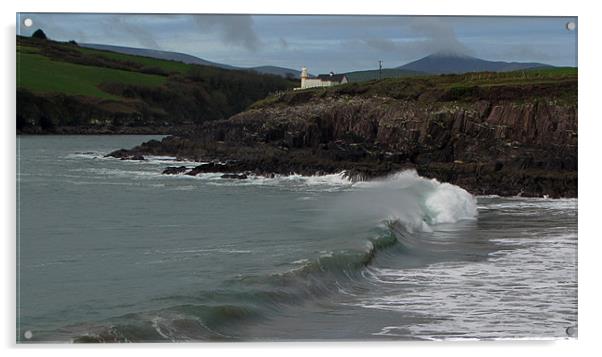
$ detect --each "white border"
[2,1,599,356]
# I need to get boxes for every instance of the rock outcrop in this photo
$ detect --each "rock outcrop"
[162,166,188,175]
[108,74,577,197]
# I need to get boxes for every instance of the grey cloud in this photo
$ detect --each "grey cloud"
[495,44,552,61]
[342,18,474,62]
[405,18,472,55]
[279,37,289,49]
[104,16,160,49]
[287,16,471,55]
[349,38,470,63]
[360,38,401,52]
[193,15,262,51]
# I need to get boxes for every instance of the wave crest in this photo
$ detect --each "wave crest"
[336,170,477,233]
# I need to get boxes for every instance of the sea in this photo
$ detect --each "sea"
[16,135,578,342]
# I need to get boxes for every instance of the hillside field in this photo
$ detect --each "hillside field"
[17,35,296,133]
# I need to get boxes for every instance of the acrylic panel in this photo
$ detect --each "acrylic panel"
[16,13,577,342]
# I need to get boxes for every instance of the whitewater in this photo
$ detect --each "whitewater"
[17,135,577,342]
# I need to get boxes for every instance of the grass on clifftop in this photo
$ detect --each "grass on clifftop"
[344,68,425,82]
[443,67,577,87]
[251,67,577,109]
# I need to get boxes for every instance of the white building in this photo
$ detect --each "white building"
[296,67,349,90]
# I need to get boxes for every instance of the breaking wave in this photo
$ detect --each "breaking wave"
[329,170,477,233]
[61,170,479,342]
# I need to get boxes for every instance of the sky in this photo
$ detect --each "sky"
[17,14,577,74]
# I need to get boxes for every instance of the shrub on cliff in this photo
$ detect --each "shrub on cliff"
[31,29,47,40]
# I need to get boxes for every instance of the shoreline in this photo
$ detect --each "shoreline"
[108,150,577,199]
[17,127,187,136]
[17,133,170,136]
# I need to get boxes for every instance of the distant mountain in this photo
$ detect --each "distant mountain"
[81,43,300,78]
[81,43,237,69]
[344,68,425,82]
[398,52,553,74]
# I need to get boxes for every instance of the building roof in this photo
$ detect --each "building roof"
[316,73,347,83]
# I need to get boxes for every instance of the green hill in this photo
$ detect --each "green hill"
[17,35,296,133]
[18,51,167,99]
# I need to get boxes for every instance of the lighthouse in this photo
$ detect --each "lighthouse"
[300,66,309,89]
[294,66,348,90]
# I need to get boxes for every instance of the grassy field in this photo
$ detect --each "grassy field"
[252,66,577,109]
[17,35,296,132]
[17,52,167,99]
[349,66,577,93]
[345,68,424,82]
[343,66,577,84]
[442,67,577,87]
[16,45,40,54]
[17,36,203,100]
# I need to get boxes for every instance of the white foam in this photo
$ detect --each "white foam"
[65,151,204,166]
[479,198,577,211]
[424,182,477,224]
[238,172,351,187]
[333,170,477,233]
[195,171,352,191]
[358,229,577,340]
[142,156,205,166]
[64,152,106,160]
[70,167,163,179]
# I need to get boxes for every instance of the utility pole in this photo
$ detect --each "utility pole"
[378,60,383,80]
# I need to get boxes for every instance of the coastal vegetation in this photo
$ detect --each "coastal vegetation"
[17,34,296,133]
[252,67,577,109]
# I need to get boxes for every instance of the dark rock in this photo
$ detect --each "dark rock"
[162,166,188,175]
[106,149,145,161]
[221,174,248,180]
[106,149,130,159]
[186,162,229,176]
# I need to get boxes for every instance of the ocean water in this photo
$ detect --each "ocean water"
[16,135,578,342]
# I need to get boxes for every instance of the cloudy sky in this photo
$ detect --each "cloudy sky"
[17,14,577,73]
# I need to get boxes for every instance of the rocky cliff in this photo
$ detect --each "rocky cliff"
[110,72,577,197]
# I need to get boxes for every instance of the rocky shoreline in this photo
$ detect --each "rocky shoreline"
[107,76,577,198]
[17,127,175,135]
